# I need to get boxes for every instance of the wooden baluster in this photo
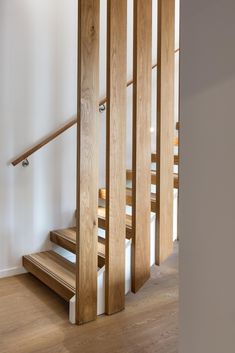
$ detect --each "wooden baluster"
[76,0,100,324]
[131,0,152,293]
[156,0,175,264]
[105,0,127,315]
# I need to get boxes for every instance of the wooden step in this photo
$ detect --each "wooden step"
[99,188,157,213]
[23,251,75,301]
[97,207,132,239]
[126,170,179,189]
[73,207,132,240]
[151,153,179,165]
[174,137,178,146]
[50,227,105,268]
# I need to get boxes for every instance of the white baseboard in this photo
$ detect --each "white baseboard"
[0,266,27,279]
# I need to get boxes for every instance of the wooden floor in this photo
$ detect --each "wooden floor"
[0,244,178,353]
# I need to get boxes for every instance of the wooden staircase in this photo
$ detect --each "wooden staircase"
[23,148,179,313]
[12,0,177,325]
[23,206,133,309]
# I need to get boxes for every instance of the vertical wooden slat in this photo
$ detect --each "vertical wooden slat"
[76,0,100,324]
[131,0,152,293]
[106,0,127,315]
[156,0,175,265]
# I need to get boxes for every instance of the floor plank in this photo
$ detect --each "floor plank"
[0,244,178,353]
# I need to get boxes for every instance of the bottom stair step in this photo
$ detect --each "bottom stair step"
[23,251,75,301]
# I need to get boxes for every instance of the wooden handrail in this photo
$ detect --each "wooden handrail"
[11,118,77,166]
[11,47,180,166]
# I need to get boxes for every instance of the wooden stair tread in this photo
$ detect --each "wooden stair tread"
[126,187,156,202]
[50,208,132,259]
[99,187,157,213]
[51,228,76,244]
[97,206,132,229]
[151,153,179,165]
[126,170,179,189]
[23,251,75,301]
[74,207,132,234]
[50,226,106,264]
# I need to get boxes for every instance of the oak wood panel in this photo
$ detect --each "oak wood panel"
[23,251,75,301]
[156,0,175,265]
[106,0,127,315]
[131,0,152,293]
[76,0,100,324]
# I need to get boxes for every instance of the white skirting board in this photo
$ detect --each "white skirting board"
[0,266,27,279]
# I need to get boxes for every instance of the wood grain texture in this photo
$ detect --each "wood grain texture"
[99,187,157,212]
[11,118,77,166]
[126,170,179,189]
[156,0,175,265]
[151,153,179,165]
[131,0,152,293]
[76,0,100,324]
[23,251,76,301]
[97,207,133,239]
[74,207,132,238]
[0,245,178,353]
[50,227,105,269]
[106,0,127,315]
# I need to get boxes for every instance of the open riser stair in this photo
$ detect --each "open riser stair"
[12,0,178,325]
[23,207,157,323]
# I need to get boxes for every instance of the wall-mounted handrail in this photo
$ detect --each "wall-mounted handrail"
[11,48,180,166]
[11,118,77,166]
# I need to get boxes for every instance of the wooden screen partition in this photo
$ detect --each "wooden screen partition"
[131,0,152,293]
[76,0,100,324]
[105,0,127,315]
[156,0,175,265]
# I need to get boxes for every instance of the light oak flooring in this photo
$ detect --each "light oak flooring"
[0,244,178,353]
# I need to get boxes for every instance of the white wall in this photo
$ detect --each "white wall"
[0,0,179,276]
[179,1,235,352]
[0,0,78,276]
